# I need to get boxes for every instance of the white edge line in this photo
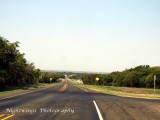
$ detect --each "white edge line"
[69,80,87,92]
[93,100,103,120]
[74,85,88,92]
[0,84,60,100]
[80,87,88,92]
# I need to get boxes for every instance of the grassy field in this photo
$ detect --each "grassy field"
[0,82,58,98]
[0,83,55,93]
[71,79,160,99]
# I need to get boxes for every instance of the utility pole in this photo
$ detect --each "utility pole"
[154,75,156,94]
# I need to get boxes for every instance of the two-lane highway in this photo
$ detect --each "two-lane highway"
[0,80,99,120]
[0,80,160,120]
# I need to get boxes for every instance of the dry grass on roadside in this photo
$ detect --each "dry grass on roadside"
[0,82,58,98]
[71,79,160,99]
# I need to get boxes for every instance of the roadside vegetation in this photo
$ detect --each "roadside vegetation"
[0,36,64,91]
[71,79,160,98]
[70,65,160,88]
[0,82,55,94]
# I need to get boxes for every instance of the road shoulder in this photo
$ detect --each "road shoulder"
[70,80,160,100]
[0,83,58,99]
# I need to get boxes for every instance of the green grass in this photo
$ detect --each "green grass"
[145,89,160,94]
[71,79,160,99]
[0,82,57,94]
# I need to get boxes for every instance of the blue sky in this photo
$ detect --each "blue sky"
[0,0,160,72]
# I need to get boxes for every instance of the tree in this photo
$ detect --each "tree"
[0,37,41,90]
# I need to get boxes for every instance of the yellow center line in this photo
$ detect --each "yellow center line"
[0,114,5,117]
[60,85,65,91]
[61,85,67,91]
[59,84,68,92]
[1,114,15,120]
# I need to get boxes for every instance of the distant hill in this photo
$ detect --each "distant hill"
[41,70,109,74]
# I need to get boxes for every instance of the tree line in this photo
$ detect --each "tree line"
[70,65,160,88]
[0,37,63,90]
[1,36,159,90]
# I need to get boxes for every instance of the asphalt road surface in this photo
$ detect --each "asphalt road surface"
[0,80,160,120]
